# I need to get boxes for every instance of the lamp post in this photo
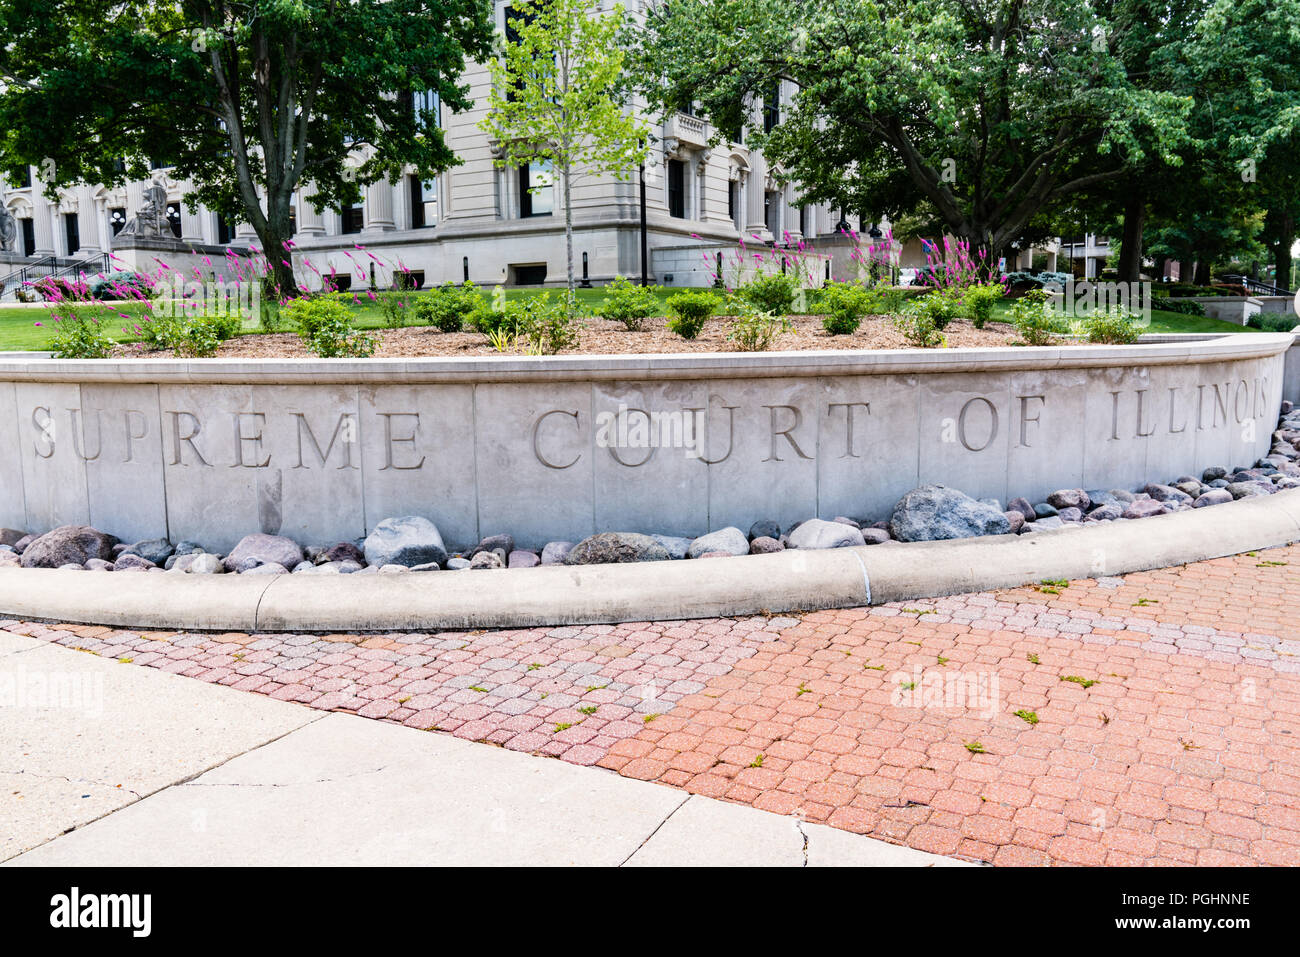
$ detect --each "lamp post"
[639,139,648,287]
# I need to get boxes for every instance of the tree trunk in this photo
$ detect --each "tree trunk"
[1193,255,1212,287]
[1274,213,1296,292]
[563,165,575,297]
[1118,193,1146,283]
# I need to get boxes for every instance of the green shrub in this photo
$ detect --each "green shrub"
[908,288,964,330]
[817,281,879,335]
[961,282,1005,329]
[727,306,792,351]
[599,276,660,331]
[892,311,945,349]
[284,297,378,357]
[1152,296,1206,316]
[1248,313,1299,332]
[1077,308,1142,344]
[43,304,117,358]
[880,286,908,315]
[506,293,582,354]
[140,309,243,357]
[90,271,153,301]
[739,273,798,316]
[378,295,410,329]
[665,290,720,339]
[1010,290,1066,345]
[414,282,482,333]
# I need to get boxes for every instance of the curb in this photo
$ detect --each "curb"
[3,490,1300,632]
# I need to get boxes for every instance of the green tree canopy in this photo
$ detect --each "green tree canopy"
[0,0,494,298]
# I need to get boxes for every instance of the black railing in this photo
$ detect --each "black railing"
[1221,274,1296,298]
[0,252,112,298]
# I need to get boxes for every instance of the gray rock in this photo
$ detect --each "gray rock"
[508,550,540,569]
[1006,497,1036,522]
[832,515,862,528]
[1023,515,1066,532]
[242,562,289,575]
[0,551,18,568]
[469,551,505,569]
[649,534,692,560]
[363,516,447,568]
[861,527,891,545]
[20,525,119,569]
[84,557,113,571]
[1277,476,1300,490]
[1003,511,1025,533]
[173,540,205,557]
[1033,502,1059,519]
[566,532,671,564]
[293,561,323,573]
[785,518,866,549]
[1085,504,1123,522]
[889,486,1011,542]
[1057,507,1083,523]
[12,534,35,553]
[222,533,304,573]
[1047,488,1090,511]
[409,562,441,572]
[0,528,28,547]
[748,520,781,542]
[122,538,173,565]
[113,553,155,572]
[749,536,784,554]
[1144,483,1192,504]
[1226,480,1276,499]
[188,554,224,575]
[540,541,574,565]
[379,564,411,574]
[322,542,365,565]
[1122,500,1167,520]
[58,563,84,570]
[686,527,750,559]
[470,533,515,559]
[1193,489,1233,507]
[1202,466,1228,482]
[446,557,472,570]
[1208,478,1230,489]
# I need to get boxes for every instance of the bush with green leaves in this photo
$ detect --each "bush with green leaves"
[506,293,582,355]
[140,309,243,357]
[892,311,945,349]
[90,271,153,302]
[414,282,483,333]
[43,304,118,358]
[665,290,720,339]
[907,288,964,330]
[378,295,410,329]
[1077,308,1143,344]
[727,306,793,352]
[599,276,660,331]
[738,273,798,316]
[284,297,378,358]
[817,281,880,335]
[1152,296,1206,316]
[961,282,1005,329]
[1009,290,1066,345]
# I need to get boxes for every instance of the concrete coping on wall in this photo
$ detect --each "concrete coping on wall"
[3,489,1298,633]
[0,331,1295,385]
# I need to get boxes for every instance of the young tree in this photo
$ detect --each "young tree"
[632,0,1193,263]
[480,0,649,294]
[0,0,494,302]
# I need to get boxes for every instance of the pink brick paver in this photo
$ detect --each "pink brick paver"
[5,542,1299,866]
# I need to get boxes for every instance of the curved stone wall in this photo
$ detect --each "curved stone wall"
[0,334,1292,552]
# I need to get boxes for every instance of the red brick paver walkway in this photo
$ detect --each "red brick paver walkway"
[5,544,1299,866]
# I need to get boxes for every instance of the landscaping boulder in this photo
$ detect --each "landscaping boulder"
[1085,504,1123,522]
[174,540,205,557]
[469,551,505,569]
[540,541,574,565]
[686,527,749,559]
[113,553,155,572]
[1122,500,1167,520]
[1193,489,1233,508]
[1226,481,1276,499]
[1003,511,1025,534]
[322,542,365,565]
[888,486,1011,542]
[122,538,174,565]
[507,550,540,569]
[187,554,224,574]
[565,532,670,564]
[20,525,119,569]
[0,528,26,548]
[363,516,447,569]
[470,533,515,559]
[1144,483,1192,505]
[1006,497,1036,522]
[861,527,892,545]
[749,536,784,554]
[748,519,781,542]
[785,518,866,549]
[223,533,304,573]
[242,562,289,575]
[446,557,472,570]
[1046,488,1090,511]
[649,534,692,560]
[1057,507,1083,523]
[1033,502,1059,519]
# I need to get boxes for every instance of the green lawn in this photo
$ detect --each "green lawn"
[0,287,1267,352]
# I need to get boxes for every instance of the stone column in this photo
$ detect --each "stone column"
[743,111,772,242]
[297,187,326,237]
[178,182,207,243]
[74,186,100,254]
[32,196,56,256]
[363,178,396,232]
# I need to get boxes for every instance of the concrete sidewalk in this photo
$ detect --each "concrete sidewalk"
[0,632,963,867]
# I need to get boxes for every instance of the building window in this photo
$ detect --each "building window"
[519,161,553,218]
[17,166,31,189]
[110,207,127,235]
[668,159,686,219]
[20,218,34,256]
[413,89,441,130]
[63,213,80,256]
[409,175,438,228]
[799,204,809,238]
[764,191,780,235]
[166,202,182,238]
[763,80,781,135]
[728,179,737,222]
[288,204,297,235]
[341,203,365,234]
[216,214,233,245]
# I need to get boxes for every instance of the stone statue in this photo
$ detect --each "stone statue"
[0,205,16,252]
[118,184,170,237]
